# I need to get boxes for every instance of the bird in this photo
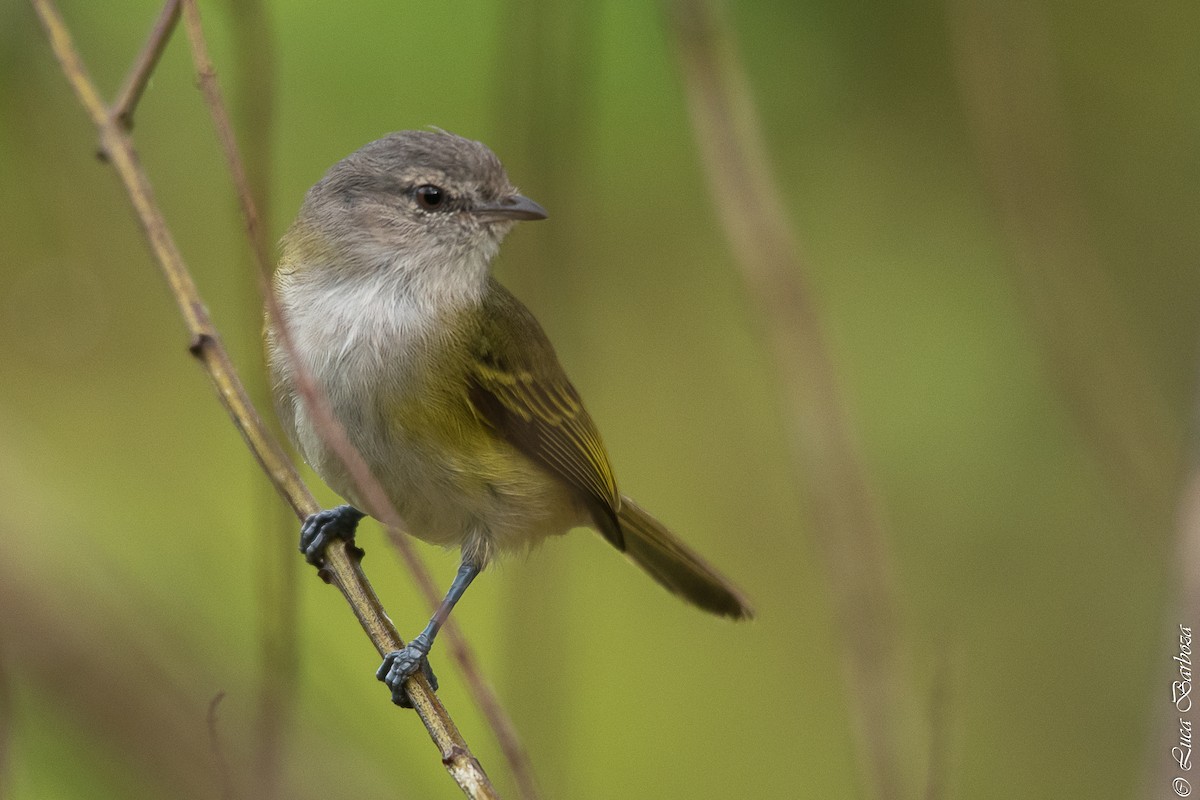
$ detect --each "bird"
[267,129,752,706]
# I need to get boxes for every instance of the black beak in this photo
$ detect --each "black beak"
[472,194,548,222]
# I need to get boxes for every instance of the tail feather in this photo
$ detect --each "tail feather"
[614,496,754,620]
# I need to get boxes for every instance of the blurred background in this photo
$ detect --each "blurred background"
[1,1,1197,798]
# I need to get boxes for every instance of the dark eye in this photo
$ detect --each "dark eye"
[414,184,448,210]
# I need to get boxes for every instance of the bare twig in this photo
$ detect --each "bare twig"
[28,1,497,796]
[666,2,910,799]
[177,2,541,795]
[111,0,181,130]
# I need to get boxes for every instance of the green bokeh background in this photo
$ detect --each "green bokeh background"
[1,1,1196,798]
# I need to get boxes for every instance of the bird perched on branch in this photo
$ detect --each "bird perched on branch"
[268,129,753,706]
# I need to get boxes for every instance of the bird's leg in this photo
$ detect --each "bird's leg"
[377,559,480,707]
[299,504,365,566]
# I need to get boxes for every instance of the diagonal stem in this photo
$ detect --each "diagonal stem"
[28,1,498,796]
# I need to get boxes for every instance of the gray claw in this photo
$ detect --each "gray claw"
[377,641,438,708]
[299,505,364,566]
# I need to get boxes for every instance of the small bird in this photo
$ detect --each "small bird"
[268,129,752,706]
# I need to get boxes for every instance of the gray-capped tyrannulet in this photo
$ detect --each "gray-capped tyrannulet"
[267,130,752,707]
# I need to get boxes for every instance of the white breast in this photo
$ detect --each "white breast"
[272,259,444,499]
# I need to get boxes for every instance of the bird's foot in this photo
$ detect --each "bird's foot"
[299,505,365,566]
[377,634,438,708]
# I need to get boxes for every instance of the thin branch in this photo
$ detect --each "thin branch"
[666,2,910,799]
[111,0,181,130]
[28,1,497,797]
[177,2,541,796]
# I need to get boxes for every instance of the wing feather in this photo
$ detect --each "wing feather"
[466,283,623,548]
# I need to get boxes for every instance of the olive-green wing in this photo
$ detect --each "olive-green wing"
[467,283,624,549]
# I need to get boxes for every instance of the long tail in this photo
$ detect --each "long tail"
[614,495,754,619]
